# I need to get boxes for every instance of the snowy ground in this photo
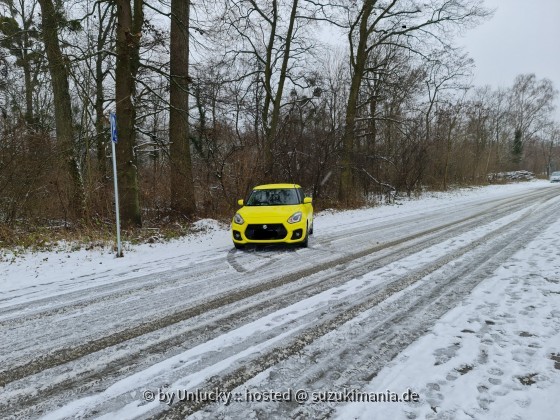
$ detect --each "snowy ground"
[1,180,559,419]
[335,206,560,420]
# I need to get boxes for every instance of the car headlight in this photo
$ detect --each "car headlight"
[287,211,302,224]
[233,213,244,225]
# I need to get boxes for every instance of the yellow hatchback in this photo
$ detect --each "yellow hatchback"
[231,183,313,249]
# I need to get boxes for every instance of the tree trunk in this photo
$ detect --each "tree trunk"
[115,0,142,227]
[263,0,299,180]
[23,54,34,127]
[95,60,107,182]
[95,2,113,183]
[260,0,278,181]
[169,0,196,217]
[443,116,457,190]
[20,3,35,127]
[338,0,374,205]
[38,0,86,220]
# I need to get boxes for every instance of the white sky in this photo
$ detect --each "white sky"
[459,0,560,119]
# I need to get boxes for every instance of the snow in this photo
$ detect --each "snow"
[0,181,546,302]
[1,180,559,419]
[334,207,560,420]
[0,217,231,308]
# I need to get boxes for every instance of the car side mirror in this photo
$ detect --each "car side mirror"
[303,197,312,204]
[237,199,244,206]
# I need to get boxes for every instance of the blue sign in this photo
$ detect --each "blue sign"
[110,112,118,143]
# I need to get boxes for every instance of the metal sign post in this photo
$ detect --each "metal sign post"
[110,112,123,257]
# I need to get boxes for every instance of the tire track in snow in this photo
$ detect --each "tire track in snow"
[310,187,550,245]
[158,192,560,419]
[1,190,550,389]
[1,187,558,418]
[2,193,539,417]
[0,186,547,326]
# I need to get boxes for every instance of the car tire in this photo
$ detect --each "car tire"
[234,243,245,250]
[300,224,309,248]
[309,222,314,235]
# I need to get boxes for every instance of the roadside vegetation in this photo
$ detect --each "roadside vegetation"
[0,0,558,252]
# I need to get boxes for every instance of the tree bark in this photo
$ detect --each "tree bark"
[115,0,142,227]
[22,25,34,127]
[259,0,278,181]
[95,51,107,181]
[38,0,86,220]
[169,0,196,217]
[444,114,457,190]
[21,1,35,126]
[95,2,113,183]
[338,0,374,205]
[263,0,298,180]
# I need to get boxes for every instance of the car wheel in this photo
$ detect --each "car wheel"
[309,221,314,235]
[300,224,309,248]
[234,243,245,250]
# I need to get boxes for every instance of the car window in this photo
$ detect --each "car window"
[246,189,300,206]
[297,188,305,203]
[552,172,560,176]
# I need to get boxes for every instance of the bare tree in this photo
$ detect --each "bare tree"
[217,0,314,181]
[114,0,143,227]
[440,100,464,190]
[94,2,115,182]
[542,124,560,176]
[465,93,491,180]
[0,0,42,127]
[485,87,509,173]
[508,74,558,162]
[338,0,488,204]
[423,48,473,143]
[169,0,196,217]
[38,0,86,219]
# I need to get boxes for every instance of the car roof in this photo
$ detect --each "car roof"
[253,183,301,190]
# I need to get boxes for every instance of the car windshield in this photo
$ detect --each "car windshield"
[552,172,560,176]
[246,189,300,206]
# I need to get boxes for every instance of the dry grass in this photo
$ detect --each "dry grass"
[0,217,221,253]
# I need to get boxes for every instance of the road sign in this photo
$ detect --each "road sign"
[110,112,118,143]
[109,112,122,257]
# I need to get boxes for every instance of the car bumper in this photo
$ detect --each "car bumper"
[231,219,308,245]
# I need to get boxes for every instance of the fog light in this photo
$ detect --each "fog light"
[233,231,242,240]
[291,229,303,239]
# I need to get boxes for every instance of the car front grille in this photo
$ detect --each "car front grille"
[245,224,287,240]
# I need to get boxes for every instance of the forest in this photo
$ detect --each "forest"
[0,0,558,243]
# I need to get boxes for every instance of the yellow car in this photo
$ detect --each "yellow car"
[232,183,313,249]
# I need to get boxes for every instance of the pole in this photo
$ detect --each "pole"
[110,112,123,257]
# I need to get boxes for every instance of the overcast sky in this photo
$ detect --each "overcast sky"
[459,0,560,119]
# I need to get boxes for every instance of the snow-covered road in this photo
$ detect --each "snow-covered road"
[1,181,559,419]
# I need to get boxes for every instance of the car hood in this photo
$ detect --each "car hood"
[238,204,302,222]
